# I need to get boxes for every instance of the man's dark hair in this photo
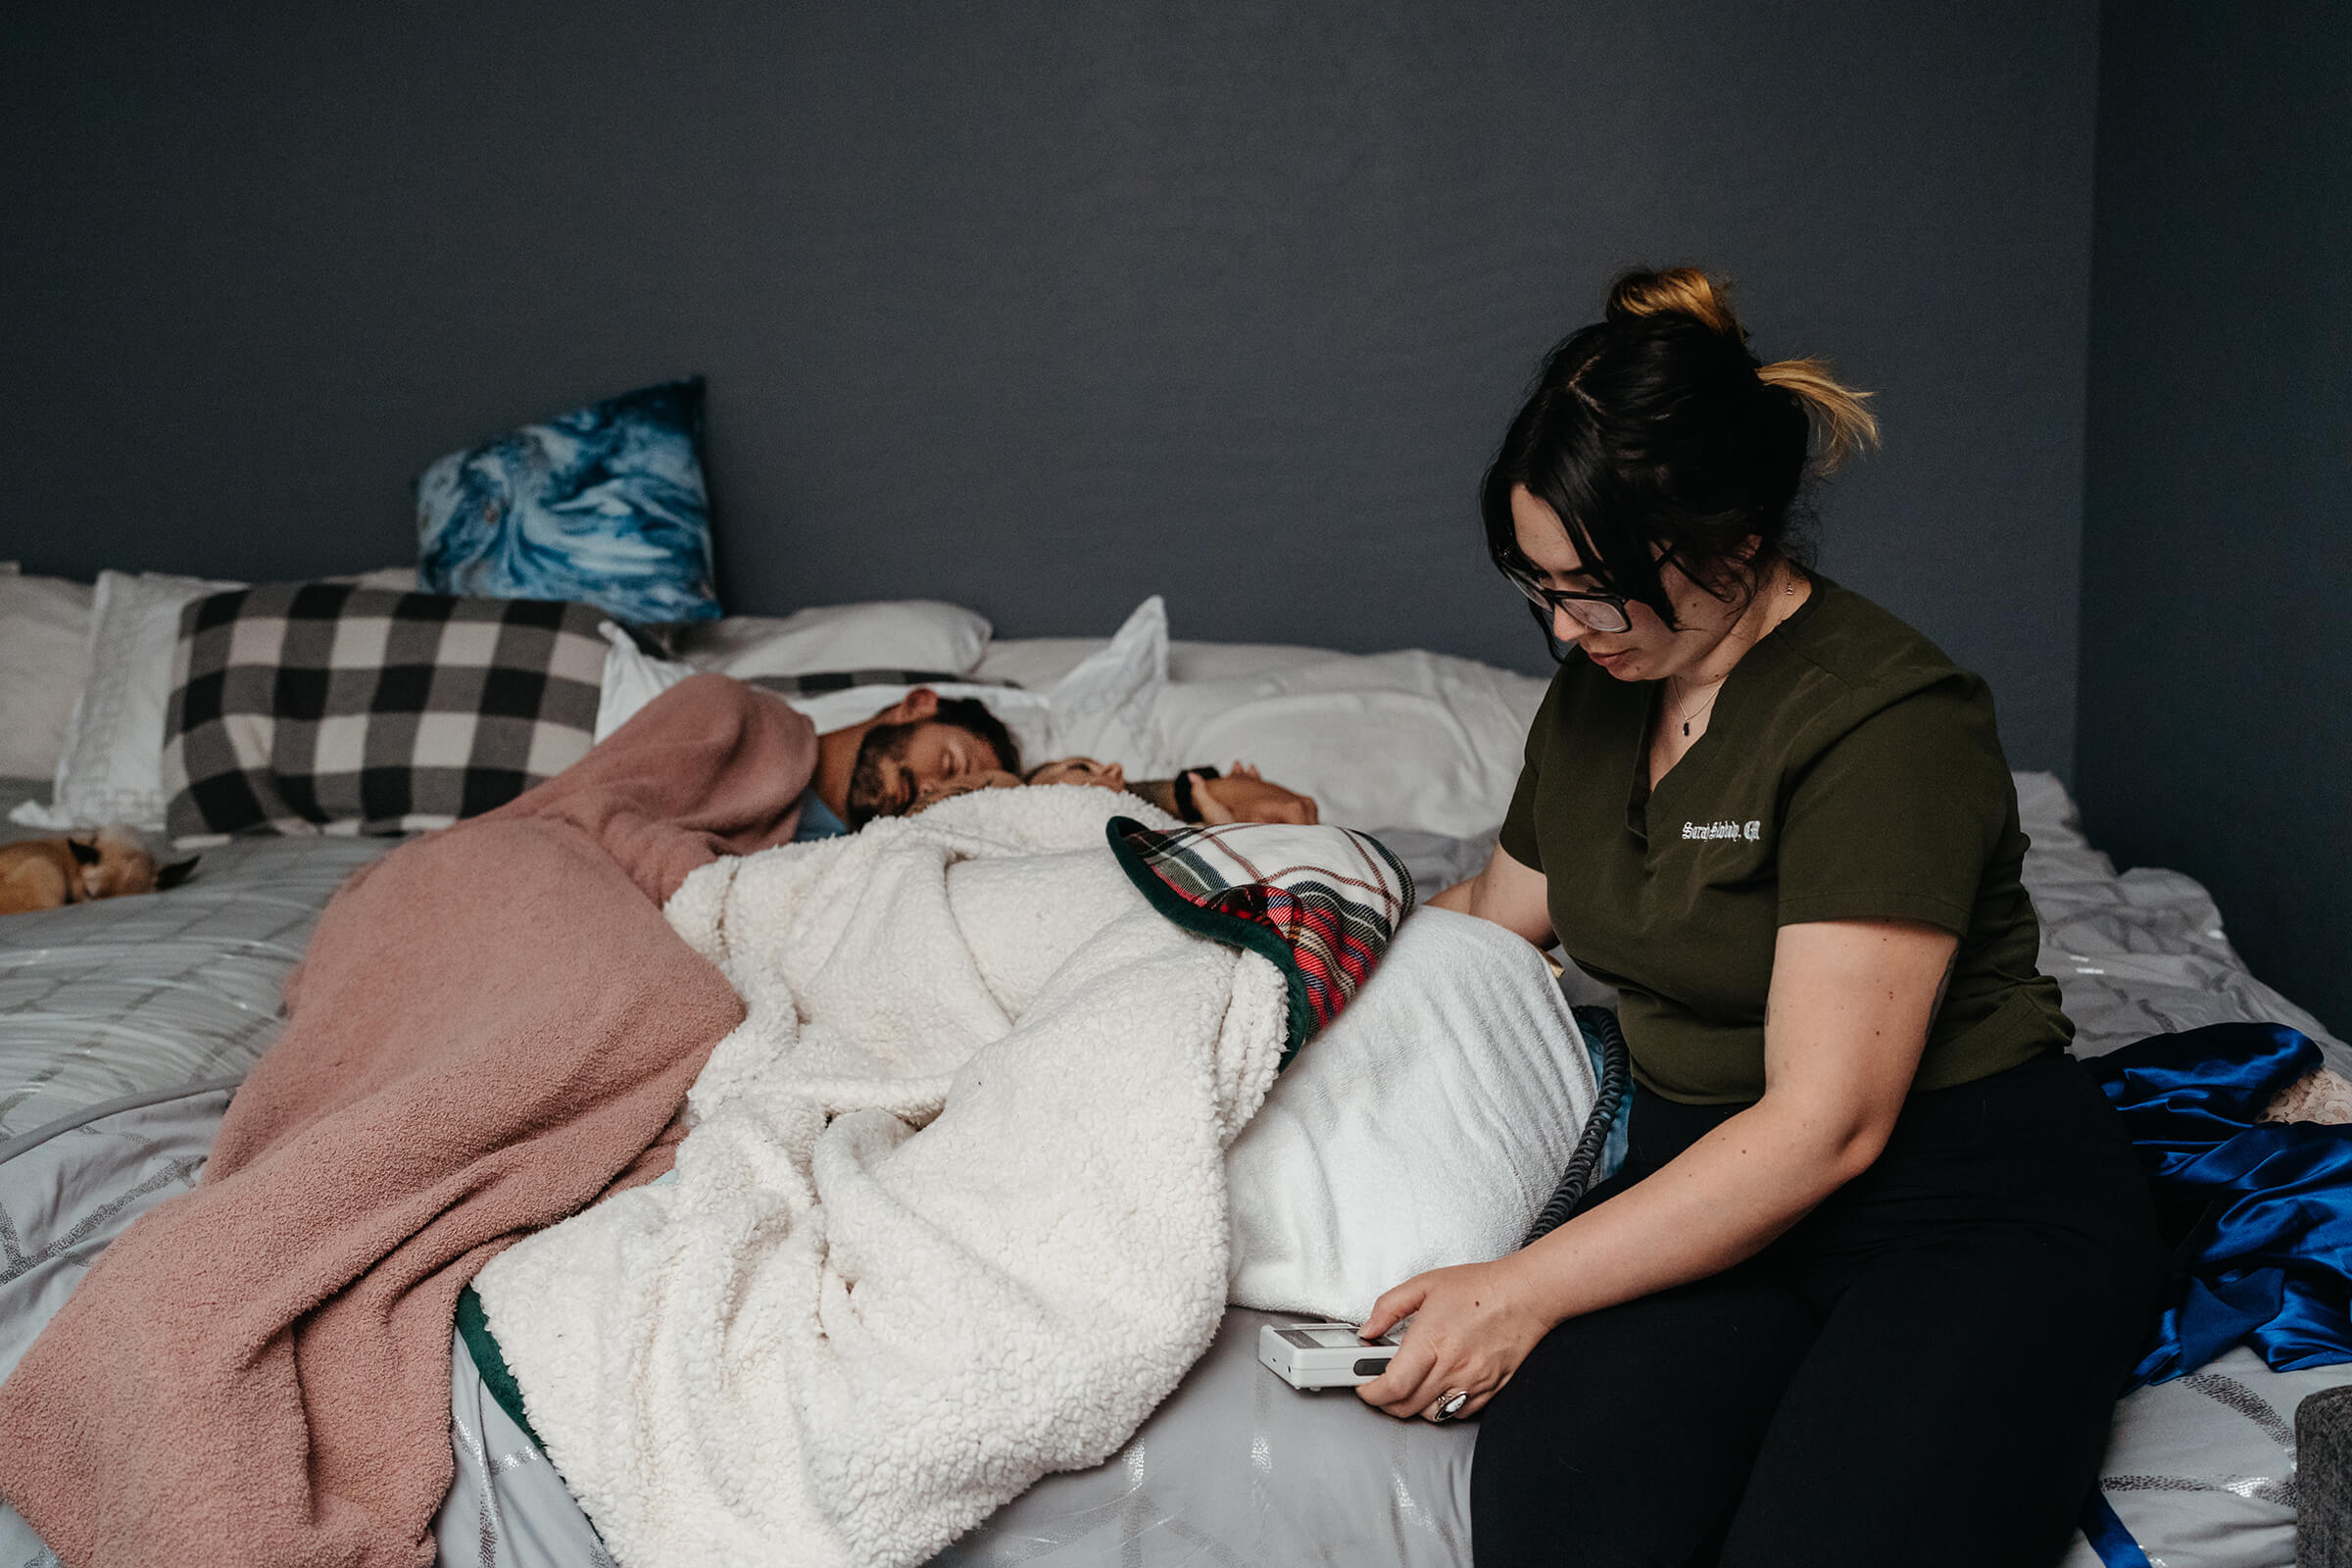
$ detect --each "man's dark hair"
[933,696,1019,774]
[842,697,1022,828]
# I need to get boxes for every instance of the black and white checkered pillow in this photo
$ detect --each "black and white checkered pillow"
[163,583,607,838]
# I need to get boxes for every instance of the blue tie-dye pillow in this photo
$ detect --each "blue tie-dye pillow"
[416,378,721,623]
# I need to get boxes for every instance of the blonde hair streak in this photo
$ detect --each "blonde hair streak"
[1758,358,1880,473]
[1606,267,1741,336]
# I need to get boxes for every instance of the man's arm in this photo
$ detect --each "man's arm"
[1129,778,1186,816]
[1131,765,1319,825]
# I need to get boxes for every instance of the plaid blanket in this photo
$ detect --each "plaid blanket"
[1106,816,1415,1066]
[163,583,607,838]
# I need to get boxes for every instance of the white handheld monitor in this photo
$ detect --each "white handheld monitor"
[1257,1321,1400,1390]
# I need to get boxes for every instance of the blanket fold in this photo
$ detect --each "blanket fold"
[0,673,815,1568]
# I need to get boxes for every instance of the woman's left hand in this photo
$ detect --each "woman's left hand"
[1353,1257,1554,1423]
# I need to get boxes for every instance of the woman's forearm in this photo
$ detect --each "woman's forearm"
[1428,854,1553,946]
[1428,879,1475,913]
[1507,1098,1877,1324]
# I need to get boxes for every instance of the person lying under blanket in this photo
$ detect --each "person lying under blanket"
[799,686,1318,835]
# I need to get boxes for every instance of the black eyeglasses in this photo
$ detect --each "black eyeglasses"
[1500,565,1637,636]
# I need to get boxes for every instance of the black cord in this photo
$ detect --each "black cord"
[1523,1004,1630,1247]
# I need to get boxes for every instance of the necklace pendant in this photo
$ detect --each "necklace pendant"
[1683,720,1690,736]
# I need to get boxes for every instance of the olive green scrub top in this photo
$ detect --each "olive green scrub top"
[1497,575,2071,1105]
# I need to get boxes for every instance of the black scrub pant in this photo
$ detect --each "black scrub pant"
[1470,1052,2166,1568]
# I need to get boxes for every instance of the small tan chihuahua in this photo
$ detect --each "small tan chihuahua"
[0,825,197,915]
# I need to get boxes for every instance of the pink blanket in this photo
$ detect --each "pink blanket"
[0,674,815,1568]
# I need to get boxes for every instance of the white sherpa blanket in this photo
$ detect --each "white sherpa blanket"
[472,785,1290,1568]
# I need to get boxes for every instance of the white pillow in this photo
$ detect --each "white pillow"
[0,564,96,782]
[1035,596,1166,770]
[593,624,700,742]
[1224,906,1597,1323]
[595,598,1170,775]
[324,565,421,591]
[594,626,1057,759]
[972,636,1335,690]
[10,569,243,831]
[968,637,1105,690]
[665,601,992,681]
[1156,650,1550,837]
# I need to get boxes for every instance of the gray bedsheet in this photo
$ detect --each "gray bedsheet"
[0,777,392,1141]
[2013,772,2350,1075]
[0,1084,236,1567]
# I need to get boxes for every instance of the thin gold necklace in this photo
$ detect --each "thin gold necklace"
[1668,678,1721,738]
[1671,573,1800,736]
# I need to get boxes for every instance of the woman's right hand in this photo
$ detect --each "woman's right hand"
[1353,1255,1554,1424]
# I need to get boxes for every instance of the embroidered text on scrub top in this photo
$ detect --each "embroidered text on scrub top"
[1681,820,1762,841]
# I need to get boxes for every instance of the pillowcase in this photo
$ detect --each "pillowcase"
[1220,906,1599,1323]
[966,637,1107,691]
[594,597,1170,774]
[1154,649,1550,837]
[592,623,994,746]
[0,564,96,781]
[163,583,607,839]
[593,622,700,743]
[416,378,719,625]
[1038,596,1166,770]
[655,600,993,681]
[326,566,421,591]
[594,623,1057,760]
[972,637,1336,690]
[10,569,245,831]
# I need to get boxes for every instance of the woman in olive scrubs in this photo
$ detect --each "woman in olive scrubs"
[1354,270,2164,1567]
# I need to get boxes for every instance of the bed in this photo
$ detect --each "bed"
[2,611,2348,1568]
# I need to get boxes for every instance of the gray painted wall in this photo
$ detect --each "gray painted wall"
[2078,2,2352,1035]
[1,2,2097,768]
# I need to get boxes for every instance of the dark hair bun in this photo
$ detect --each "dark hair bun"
[1605,267,1745,340]
[1478,267,1880,633]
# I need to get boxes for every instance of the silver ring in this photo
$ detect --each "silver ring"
[1431,1390,1470,1423]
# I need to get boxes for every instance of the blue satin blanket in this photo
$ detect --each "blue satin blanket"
[2083,1022,2352,1384]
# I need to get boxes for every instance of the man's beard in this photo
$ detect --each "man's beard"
[844,721,919,828]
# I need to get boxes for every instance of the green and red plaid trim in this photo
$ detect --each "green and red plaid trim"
[1105,816,1415,1068]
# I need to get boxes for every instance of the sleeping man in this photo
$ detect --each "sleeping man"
[800,687,1316,838]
